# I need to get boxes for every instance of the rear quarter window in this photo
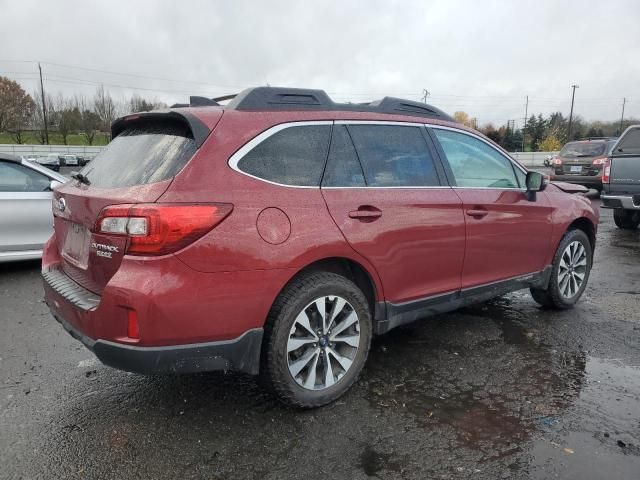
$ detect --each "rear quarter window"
[236,125,331,186]
[81,120,197,188]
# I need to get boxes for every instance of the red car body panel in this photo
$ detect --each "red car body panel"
[454,188,555,288]
[42,101,599,376]
[322,187,465,302]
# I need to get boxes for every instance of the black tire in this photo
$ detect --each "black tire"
[530,229,593,309]
[261,271,372,408]
[613,209,640,230]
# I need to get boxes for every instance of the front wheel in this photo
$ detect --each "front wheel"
[530,229,592,309]
[613,209,640,230]
[261,271,372,408]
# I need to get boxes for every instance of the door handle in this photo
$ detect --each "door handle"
[348,206,382,220]
[466,209,489,219]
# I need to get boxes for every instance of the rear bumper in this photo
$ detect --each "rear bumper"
[601,194,640,210]
[549,174,602,188]
[51,309,263,375]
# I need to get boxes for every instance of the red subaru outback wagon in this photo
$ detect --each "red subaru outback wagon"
[43,87,599,407]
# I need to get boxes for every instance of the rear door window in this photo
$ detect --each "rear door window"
[237,125,331,186]
[322,125,365,187]
[347,124,440,187]
[433,129,520,189]
[81,120,197,188]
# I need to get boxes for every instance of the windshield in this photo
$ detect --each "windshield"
[559,142,606,157]
[80,120,197,188]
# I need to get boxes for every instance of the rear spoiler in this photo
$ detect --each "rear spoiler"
[111,110,211,148]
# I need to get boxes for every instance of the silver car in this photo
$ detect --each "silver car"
[0,153,67,262]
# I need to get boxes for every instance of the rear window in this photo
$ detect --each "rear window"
[614,128,640,155]
[559,142,606,157]
[80,120,197,188]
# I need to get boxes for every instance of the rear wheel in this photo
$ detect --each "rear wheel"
[613,209,640,230]
[530,229,592,309]
[261,271,372,408]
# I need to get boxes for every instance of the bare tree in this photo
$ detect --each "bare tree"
[54,95,81,145]
[125,94,168,114]
[76,95,101,145]
[30,87,56,144]
[93,85,117,133]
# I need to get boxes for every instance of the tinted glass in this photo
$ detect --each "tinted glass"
[434,129,518,188]
[322,125,365,187]
[615,128,640,155]
[80,120,197,188]
[347,125,439,187]
[238,125,331,186]
[0,161,50,192]
[560,141,606,157]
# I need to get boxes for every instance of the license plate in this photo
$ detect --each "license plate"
[62,223,90,269]
[570,166,582,173]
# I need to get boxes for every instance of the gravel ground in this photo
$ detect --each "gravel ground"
[1,199,639,480]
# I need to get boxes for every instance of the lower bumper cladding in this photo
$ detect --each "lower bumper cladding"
[51,311,263,375]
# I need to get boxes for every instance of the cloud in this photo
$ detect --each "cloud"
[1,0,638,125]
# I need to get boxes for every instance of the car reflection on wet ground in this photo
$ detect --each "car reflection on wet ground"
[1,199,639,479]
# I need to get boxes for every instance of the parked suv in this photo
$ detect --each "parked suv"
[601,125,640,229]
[43,87,599,407]
[550,138,617,191]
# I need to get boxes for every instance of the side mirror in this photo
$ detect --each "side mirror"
[49,180,63,191]
[526,171,547,192]
[524,171,547,201]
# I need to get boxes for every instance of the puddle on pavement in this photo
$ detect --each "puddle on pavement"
[363,296,639,470]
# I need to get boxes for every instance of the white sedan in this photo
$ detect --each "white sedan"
[0,153,67,262]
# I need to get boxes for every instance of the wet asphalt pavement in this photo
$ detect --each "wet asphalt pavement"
[1,199,639,480]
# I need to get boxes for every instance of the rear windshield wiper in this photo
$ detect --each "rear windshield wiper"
[70,171,91,185]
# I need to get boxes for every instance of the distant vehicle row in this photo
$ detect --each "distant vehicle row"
[17,154,93,172]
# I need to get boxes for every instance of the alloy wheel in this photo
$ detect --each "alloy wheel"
[287,295,361,390]
[557,240,588,299]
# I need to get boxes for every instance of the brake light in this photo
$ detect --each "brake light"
[602,158,611,184]
[592,157,607,166]
[552,156,562,165]
[95,203,233,255]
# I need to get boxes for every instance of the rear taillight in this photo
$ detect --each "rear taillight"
[592,157,607,166]
[602,158,611,184]
[95,203,233,256]
[552,157,562,166]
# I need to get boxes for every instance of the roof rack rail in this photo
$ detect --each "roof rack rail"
[168,87,454,121]
[583,136,617,141]
[224,87,454,121]
[170,96,221,108]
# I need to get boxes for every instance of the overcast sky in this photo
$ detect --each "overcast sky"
[1,0,639,127]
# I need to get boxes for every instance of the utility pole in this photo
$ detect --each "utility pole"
[619,97,626,134]
[522,95,528,152]
[567,84,579,141]
[38,62,49,145]
[421,89,430,103]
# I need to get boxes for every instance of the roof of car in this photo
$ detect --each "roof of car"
[0,153,22,163]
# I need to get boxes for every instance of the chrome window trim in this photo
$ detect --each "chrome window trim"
[227,120,333,189]
[335,120,425,127]
[229,119,446,189]
[322,186,452,190]
[428,124,529,191]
